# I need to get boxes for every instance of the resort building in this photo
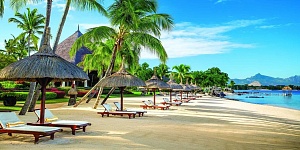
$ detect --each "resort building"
[55,27,99,87]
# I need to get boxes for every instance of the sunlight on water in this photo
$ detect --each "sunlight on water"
[225,90,300,110]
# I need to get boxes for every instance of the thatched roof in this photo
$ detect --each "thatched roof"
[145,74,170,89]
[96,59,146,88]
[248,81,262,86]
[167,79,183,91]
[0,28,89,82]
[55,28,91,64]
[282,86,292,90]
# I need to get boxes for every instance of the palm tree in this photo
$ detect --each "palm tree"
[172,64,191,84]
[8,8,45,55]
[0,0,4,17]
[10,0,106,113]
[155,63,170,81]
[4,35,29,60]
[10,0,51,115]
[71,0,173,108]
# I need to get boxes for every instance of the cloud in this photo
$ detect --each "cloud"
[52,1,75,12]
[141,19,263,59]
[79,23,111,30]
[215,0,228,4]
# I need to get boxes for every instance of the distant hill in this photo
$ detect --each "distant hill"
[231,73,300,86]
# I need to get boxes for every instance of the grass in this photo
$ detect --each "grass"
[0,91,149,111]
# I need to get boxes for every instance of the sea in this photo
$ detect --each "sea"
[225,90,300,111]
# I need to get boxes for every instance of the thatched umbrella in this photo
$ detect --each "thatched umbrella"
[180,80,192,100]
[145,74,170,105]
[166,77,183,102]
[96,58,146,111]
[0,28,89,124]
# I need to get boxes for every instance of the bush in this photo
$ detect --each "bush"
[0,92,58,101]
[57,87,71,95]
[52,91,65,98]
[46,88,66,98]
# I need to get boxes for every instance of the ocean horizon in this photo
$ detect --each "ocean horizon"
[225,90,300,111]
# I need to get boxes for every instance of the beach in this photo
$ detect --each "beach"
[1,95,300,150]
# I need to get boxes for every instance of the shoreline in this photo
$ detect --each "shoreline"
[1,95,300,149]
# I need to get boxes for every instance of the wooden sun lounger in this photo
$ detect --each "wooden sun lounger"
[97,104,136,119]
[32,109,91,135]
[113,102,147,117]
[0,111,62,144]
[161,98,182,106]
[140,101,169,110]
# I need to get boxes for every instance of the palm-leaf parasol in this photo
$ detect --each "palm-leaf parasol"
[96,57,146,110]
[0,27,89,124]
[166,76,183,102]
[179,79,192,100]
[145,74,170,105]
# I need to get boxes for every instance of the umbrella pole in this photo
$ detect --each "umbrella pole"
[169,90,172,102]
[153,88,156,105]
[37,78,52,124]
[181,91,183,100]
[119,87,125,111]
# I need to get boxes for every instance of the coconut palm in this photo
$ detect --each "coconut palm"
[71,0,173,108]
[8,8,45,55]
[10,0,52,115]
[172,64,191,84]
[155,63,170,81]
[0,0,4,17]
[4,35,29,60]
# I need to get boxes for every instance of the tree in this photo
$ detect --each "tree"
[3,35,29,60]
[0,0,3,17]
[0,53,17,69]
[71,0,173,108]
[8,8,45,55]
[172,64,191,84]
[203,67,229,87]
[155,63,170,81]
[229,80,235,89]
[11,0,52,115]
[133,62,153,81]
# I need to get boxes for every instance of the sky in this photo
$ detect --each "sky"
[0,0,299,79]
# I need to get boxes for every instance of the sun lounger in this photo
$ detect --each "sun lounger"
[173,95,190,103]
[148,100,170,109]
[140,100,169,110]
[97,103,137,119]
[31,108,91,135]
[161,98,182,106]
[0,111,62,144]
[113,102,147,117]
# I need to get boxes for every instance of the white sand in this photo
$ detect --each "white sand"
[1,95,300,150]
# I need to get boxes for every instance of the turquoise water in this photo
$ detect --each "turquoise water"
[225,90,300,111]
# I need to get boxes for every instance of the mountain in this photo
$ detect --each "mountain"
[231,73,300,86]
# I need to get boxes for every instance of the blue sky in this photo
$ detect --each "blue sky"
[0,0,299,79]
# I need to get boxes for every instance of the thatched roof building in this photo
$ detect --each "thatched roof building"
[248,81,262,86]
[55,27,91,65]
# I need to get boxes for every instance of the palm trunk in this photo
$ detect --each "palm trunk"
[53,0,71,53]
[22,0,53,114]
[92,39,121,109]
[28,84,41,112]
[19,33,32,115]
[19,82,36,115]
[74,39,122,108]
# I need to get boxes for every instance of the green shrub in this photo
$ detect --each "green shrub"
[0,92,57,101]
